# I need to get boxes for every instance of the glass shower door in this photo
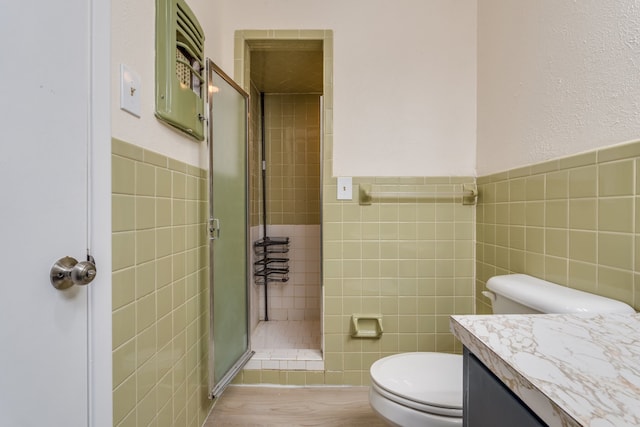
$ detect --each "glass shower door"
[207,59,253,398]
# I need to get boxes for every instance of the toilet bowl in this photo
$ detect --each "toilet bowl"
[369,274,635,426]
[369,352,462,427]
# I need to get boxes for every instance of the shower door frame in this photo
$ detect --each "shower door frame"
[237,32,329,363]
[207,58,254,398]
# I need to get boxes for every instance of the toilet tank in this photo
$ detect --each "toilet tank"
[484,274,635,314]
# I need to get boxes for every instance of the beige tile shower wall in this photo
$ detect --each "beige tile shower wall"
[256,224,321,321]
[249,83,261,228]
[249,225,261,332]
[476,140,640,315]
[248,86,262,330]
[264,94,321,225]
[249,92,322,322]
[111,139,211,427]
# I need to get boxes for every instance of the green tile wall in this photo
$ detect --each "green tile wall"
[112,138,211,427]
[248,91,320,228]
[476,140,640,314]
[264,94,321,225]
[234,176,477,387]
[322,177,476,385]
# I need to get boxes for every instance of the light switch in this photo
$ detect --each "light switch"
[120,64,141,117]
[337,177,353,200]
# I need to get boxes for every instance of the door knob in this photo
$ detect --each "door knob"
[50,256,97,290]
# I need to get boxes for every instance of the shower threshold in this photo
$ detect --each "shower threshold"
[246,320,323,371]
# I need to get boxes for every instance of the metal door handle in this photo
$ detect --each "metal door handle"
[50,256,97,290]
[209,218,220,240]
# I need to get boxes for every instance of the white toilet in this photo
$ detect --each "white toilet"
[369,274,635,427]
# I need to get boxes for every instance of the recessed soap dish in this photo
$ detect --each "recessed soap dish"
[350,314,383,338]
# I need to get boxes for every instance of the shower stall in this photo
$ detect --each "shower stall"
[205,39,324,396]
[247,40,324,368]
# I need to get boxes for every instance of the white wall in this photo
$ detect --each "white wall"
[111,0,218,167]
[112,1,640,177]
[209,0,478,177]
[477,1,640,176]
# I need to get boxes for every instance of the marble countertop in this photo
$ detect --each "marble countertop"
[450,313,640,427]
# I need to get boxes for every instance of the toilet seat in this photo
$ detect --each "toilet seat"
[370,352,463,418]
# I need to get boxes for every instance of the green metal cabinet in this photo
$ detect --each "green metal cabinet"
[155,0,205,140]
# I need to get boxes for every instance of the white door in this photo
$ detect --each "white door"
[0,1,110,426]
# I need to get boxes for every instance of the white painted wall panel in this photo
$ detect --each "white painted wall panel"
[477,1,640,176]
[207,0,478,177]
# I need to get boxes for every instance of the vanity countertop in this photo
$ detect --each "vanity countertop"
[450,313,640,427]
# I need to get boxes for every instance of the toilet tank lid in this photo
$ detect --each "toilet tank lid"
[487,274,635,314]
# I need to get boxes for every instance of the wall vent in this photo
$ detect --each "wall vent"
[155,0,205,140]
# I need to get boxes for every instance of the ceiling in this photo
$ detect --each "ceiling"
[249,40,323,94]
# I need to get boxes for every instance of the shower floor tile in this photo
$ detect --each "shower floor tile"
[248,320,323,371]
[252,320,321,349]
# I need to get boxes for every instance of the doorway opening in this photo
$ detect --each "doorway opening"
[237,33,328,370]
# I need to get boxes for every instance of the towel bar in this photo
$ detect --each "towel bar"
[359,183,477,206]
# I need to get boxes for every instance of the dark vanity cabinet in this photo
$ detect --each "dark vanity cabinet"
[463,348,547,427]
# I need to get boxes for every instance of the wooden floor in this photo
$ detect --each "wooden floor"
[204,385,386,427]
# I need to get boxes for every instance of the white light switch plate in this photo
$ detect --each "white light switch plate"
[337,177,353,200]
[120,64,141,117]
